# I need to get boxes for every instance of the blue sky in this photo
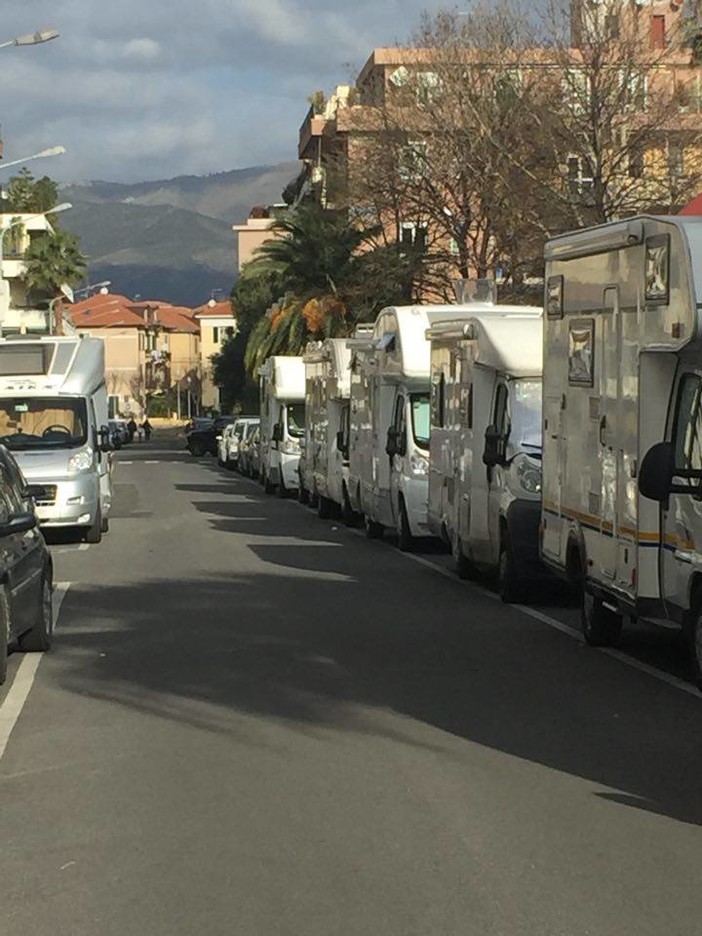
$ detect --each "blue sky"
[1,0,457,184]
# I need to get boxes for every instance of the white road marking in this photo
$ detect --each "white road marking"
[119,461,133,465]
[0,582,71,762]
[144,460,159,465]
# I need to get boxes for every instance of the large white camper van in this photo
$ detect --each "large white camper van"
[347,304,477,549]
[0,335,113,543]
[541,215,702,682]
[258,355,305,496]
[426,310,543,600]
[300,338,353,518]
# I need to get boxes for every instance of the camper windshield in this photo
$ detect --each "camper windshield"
[286,403,306,438]
[410,393,431,450]
[511,380,542,454]
[0,397,89,451]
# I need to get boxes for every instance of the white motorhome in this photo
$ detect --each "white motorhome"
[426,310,544,600]
[541,215,702,683]
[347,304,479,549]
[258,355,305,496]
[300,338,354,518]
[0,334,113,543]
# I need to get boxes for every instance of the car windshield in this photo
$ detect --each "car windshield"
[286,403,305,438]
[511,379,542,453]
[410,393,430,451]
[0,397,89,450]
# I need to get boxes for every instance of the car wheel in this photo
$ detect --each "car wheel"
[318,494,332,519]
[498,535,527,603]
[19,574,52,653]
[581,587,622,646]
[364,514,384,539]
[454,537,479,580]
[341,485,357,527]
[190,444,204,457]
[264,473,276,495]
[396,498,414,552]
[298,480,309,505]
[84,507,103,544]
[0,587,8,686]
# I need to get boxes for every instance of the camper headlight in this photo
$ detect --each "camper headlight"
[515,455,542,495]
[410,453,429,476]
[281,439,301,456]
[68,447,95,473]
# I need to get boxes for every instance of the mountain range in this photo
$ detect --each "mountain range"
[60,162,300,307]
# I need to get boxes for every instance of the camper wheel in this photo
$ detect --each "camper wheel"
[581,588,622,647]
[498,533,525,604]
[364,514,384,539]
[685,589,702,690]
[341,485,358,527]
[454,537,479,581]
[396,498,414,552]
[298,479,309,505]
[318,494,333,519]
[264,472,276,495]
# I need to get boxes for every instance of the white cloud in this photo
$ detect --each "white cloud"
[0,0,449,183]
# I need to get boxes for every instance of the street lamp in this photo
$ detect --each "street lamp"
[0,146,66,174]
[74,280,111,299]
[0,29,60,50]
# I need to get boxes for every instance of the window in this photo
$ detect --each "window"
[620,70,647,112]
[567,155,594,196]
[399,222,428,251]
[605,13,620,38]
[410,393,430,450]
[460,382,473,429]
[568,320,595,388]
[416,71,440,106]
[562,69,590,115]
[668,141,685,178]
[212,327,220,344]
[629,145,644,179]
[398,141,427,182]
[645,234,670,303]
[651,15,666,50]
[0,465,20,523]
[431,372,446,428]
[0,397,89,451]
[673,375,702,475]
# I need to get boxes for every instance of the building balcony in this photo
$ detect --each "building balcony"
[298,105,327,160]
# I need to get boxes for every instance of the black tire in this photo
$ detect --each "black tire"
[190,444,204,458]
[498,535,524,603]
[341,486,357,527]
[298,482,309,505]
[318,494,332,519]
[258,469,265,487]
[217,456,225,467]
[581,587,623,646]
[264,473,276,495]
[0,587,8,686]
[84,507,103,544]
[278,475,289,499]
[454,537,479,580]
[364,514,384,539]
[101,515,109,534]
[19,574,52,652]
[686,602,702,690]
[396,498,414,552]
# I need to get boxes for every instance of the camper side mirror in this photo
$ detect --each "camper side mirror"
[639,441,675,502]
[483,425,505,467]
[272,423,283,444]
[99,425,112,453]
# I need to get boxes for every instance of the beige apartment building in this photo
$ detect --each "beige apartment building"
[72,293,202,417]
[193,299,237,411]
[0,212,65,335]
[232,205,285,272]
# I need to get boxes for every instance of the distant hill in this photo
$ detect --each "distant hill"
[60,161,300,307]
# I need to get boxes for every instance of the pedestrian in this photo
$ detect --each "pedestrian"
[126,417,137,443]
[142,418,152,442]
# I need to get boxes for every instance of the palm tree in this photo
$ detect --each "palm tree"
[23,229,87,334]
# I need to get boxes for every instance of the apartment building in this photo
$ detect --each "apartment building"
[0,212,63,334]
[193,299,237,411]
[232,205,286,272]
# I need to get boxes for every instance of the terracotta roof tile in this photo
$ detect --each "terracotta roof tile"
[193,300,234,319]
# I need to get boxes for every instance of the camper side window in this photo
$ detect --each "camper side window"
[460,384,473,428]
[673,375,702,474]
[494,384,510,439]
[431,373,446,428]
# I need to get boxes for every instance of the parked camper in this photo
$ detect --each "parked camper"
[0,335,113,543]
[541,215,702,683]
[258,356,305,495]
[426,309,544,600]
[347,304,480,549]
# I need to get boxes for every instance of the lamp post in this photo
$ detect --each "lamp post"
[0,29,60,50]
[0,146,66,175]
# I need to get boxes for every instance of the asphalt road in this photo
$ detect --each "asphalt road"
[2,434,702,936]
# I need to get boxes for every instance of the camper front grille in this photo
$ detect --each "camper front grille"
[29,484,57,506]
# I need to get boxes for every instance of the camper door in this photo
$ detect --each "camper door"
[660,370,702,613]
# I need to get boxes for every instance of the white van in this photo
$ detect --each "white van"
[300,338,353,518]
[258,356,305,496]
[426,310,543,600]
[541,215,702,682]
[0,335,113,543]
[347,304,478,549]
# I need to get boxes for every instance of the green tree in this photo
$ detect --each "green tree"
[5,168,59,215]
[23,229,87,333]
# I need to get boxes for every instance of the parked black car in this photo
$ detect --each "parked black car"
[186,416,234,457]
[0,445,53,685]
